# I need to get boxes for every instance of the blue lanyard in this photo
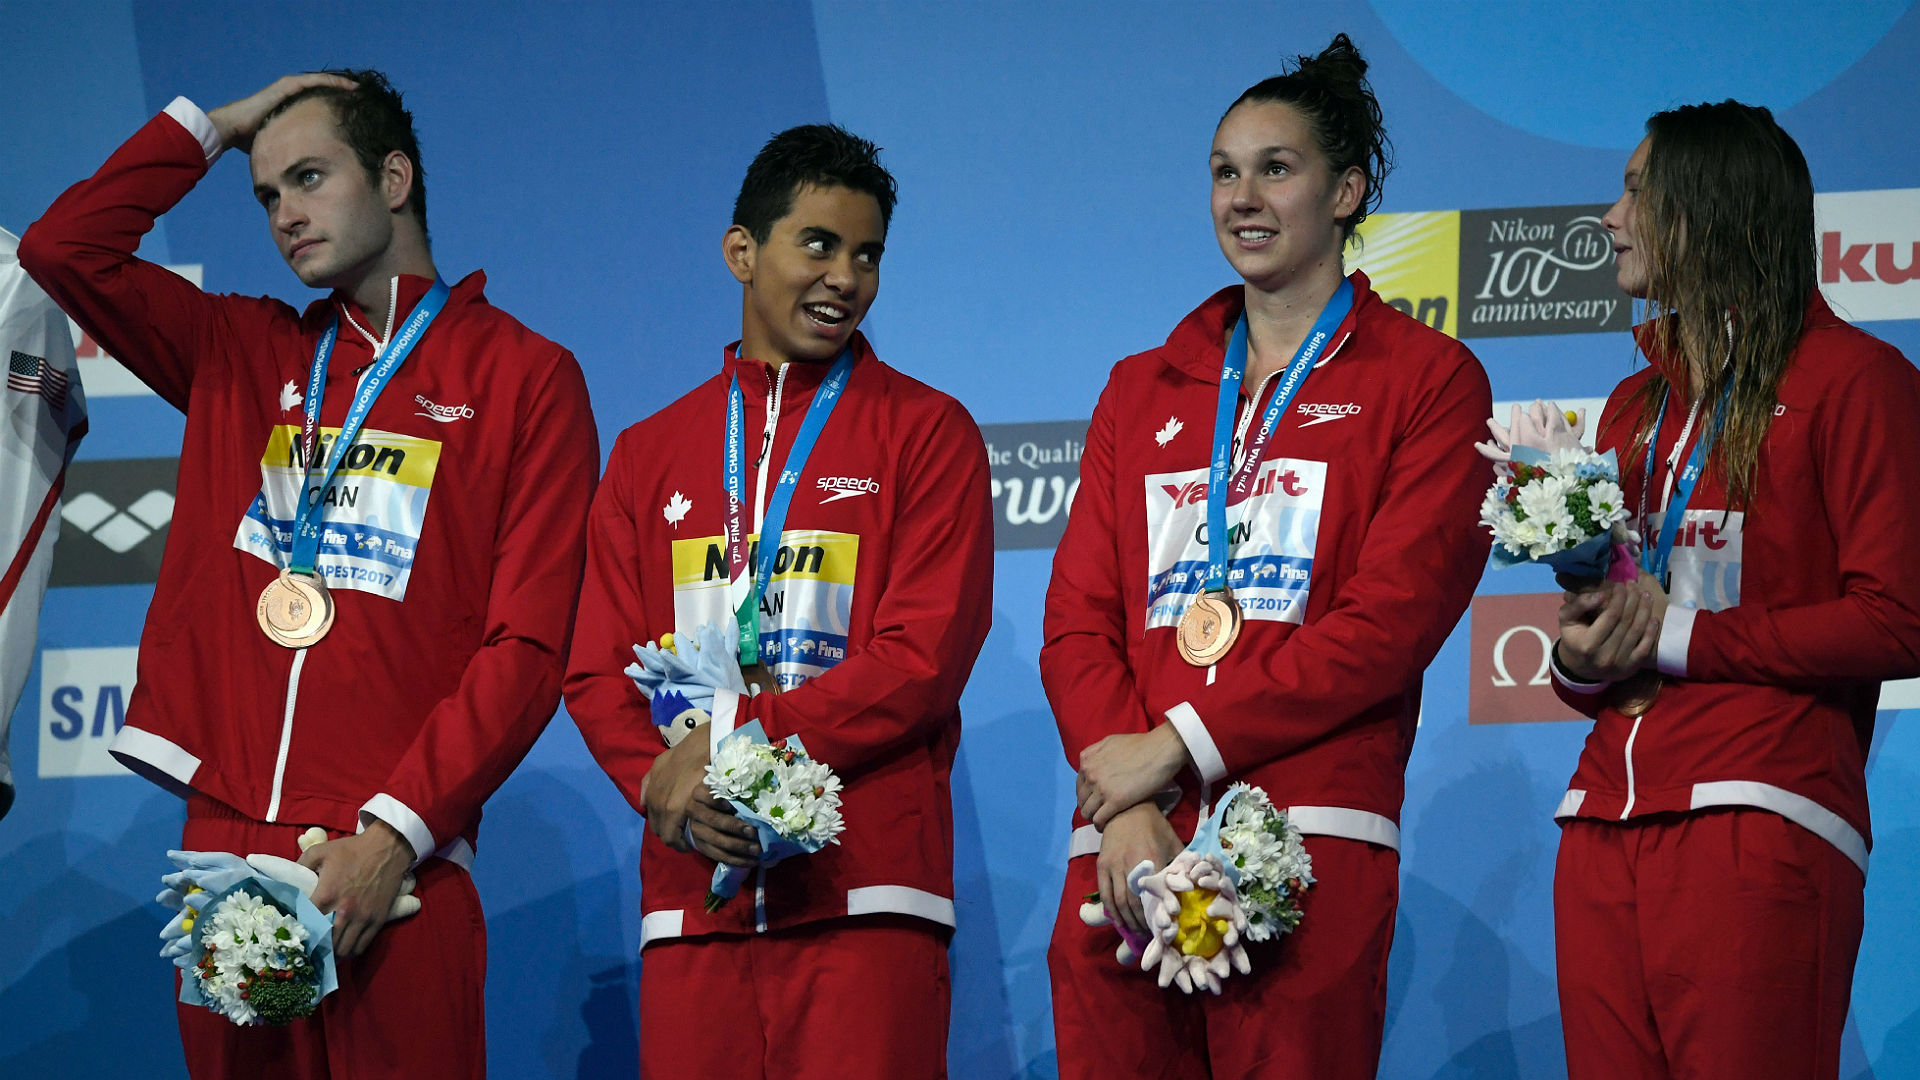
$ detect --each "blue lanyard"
[1639,380,1733,584]
[1201,278,1353,592]
[724,350,855,665]
[290,278,449,574]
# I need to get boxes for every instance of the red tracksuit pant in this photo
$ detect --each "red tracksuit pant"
[175,795,486,1080]
[1049,835,1398,1080]
[1556,808,1864,1080]
[637,913,951,1079]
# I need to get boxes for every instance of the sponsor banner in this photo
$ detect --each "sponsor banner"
[1468,593,1584,724]
[1357,189,1920,338]
[1143,458,1325,630]
[982,420,1086,550]
[1354,205,1625,339]
[233,424,442,601]
[50,456,178,586]
[1815,188,1920,322]
[37,646,137,778]
[1457,205,1625,337]
[670,528,857,690]
[1350,209,1461,335]
[68,264,201,397]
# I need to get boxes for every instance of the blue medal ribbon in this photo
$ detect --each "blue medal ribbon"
[1200,278,1354,594]
[1638,380,1734,586]
[290,278,449,575]
[724,350,855,666]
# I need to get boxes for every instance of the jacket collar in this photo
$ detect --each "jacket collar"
[1163,270,1372,384]
[722,330,875,397]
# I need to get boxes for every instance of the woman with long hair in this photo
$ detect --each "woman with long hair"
[1548,102,1920,1079]
[1041,34,1492,1078]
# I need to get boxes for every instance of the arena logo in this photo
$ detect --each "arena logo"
[37,646,138,779]
[982,420,1087,550]
[1814,188,1920,322]
[1467,593,1586,724]
[67,264,202,398]
[51,457,179,586]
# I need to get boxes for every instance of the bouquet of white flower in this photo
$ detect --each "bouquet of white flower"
[1480,445,1637,583]
[1214,783,1314,943]
[1082,783,1314,995]
[702,720,846,912]
[182,878,337,1026]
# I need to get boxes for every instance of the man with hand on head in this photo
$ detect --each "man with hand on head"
[564,124,993,1078]
[21,70,597,1078]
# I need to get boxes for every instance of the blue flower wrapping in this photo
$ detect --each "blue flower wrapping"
[707,721,834,902]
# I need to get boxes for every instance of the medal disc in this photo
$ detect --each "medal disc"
[257,570,335,648]
[1176,590,1242,667]
[1612,670,1662,717]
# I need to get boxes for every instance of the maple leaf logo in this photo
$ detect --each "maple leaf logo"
[280,380,303,412]
[1154,416,1184,448]
[662,491,692,529]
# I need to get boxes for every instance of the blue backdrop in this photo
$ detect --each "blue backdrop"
[4,3,1918,1077]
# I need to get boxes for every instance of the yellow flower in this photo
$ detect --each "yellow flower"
[1174,888,1231,959]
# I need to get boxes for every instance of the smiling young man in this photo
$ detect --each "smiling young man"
[21,71,597,1077]
[563,125,993,1078]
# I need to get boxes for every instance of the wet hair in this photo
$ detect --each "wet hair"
[732,124,897,243]
[1608,100,1815,513]
[261,69,428,240]
[1223,33,1393,242]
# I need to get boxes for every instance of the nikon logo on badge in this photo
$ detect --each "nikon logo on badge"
[38,647,139,778]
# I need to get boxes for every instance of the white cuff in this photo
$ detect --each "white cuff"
[1656,606,1695,677]
[162,97,224,164]
[1164,702,1226,784]
[359,793,435,867]
[709,689,740,747]
[1549,643,1613,695]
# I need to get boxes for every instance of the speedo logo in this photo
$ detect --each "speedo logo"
[413,394,474,423]
[1296,402,1362,427]
[817,476,880,504]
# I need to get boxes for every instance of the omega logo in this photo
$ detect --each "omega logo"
[1490,624,1553,687]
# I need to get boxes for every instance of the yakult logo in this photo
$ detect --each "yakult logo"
[1814,188,1920,322]
[413,394,474,423]
[1160,463,1310,509]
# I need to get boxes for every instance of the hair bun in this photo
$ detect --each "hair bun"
[1296,32,1369,86]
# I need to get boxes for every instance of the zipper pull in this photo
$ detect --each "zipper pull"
[755,430,772,468]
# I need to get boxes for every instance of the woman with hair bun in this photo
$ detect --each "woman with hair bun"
[1547,102,1920,1080]
[1041,34,1492,1077]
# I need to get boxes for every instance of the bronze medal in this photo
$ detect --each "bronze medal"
[256,569,335,649]
[1176,590,1242,667]
[1611,670,1662,717]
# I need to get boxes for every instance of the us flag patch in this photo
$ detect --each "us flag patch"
[7,349,67,409]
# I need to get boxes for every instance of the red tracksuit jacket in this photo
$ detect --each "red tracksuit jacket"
[563,335,993,945]
[1552,295,1920,872]
[1043,273,1493,856]
[19,101,599,868]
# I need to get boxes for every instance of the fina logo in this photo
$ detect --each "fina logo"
[817,476,879,504]
[413,394,475,423]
